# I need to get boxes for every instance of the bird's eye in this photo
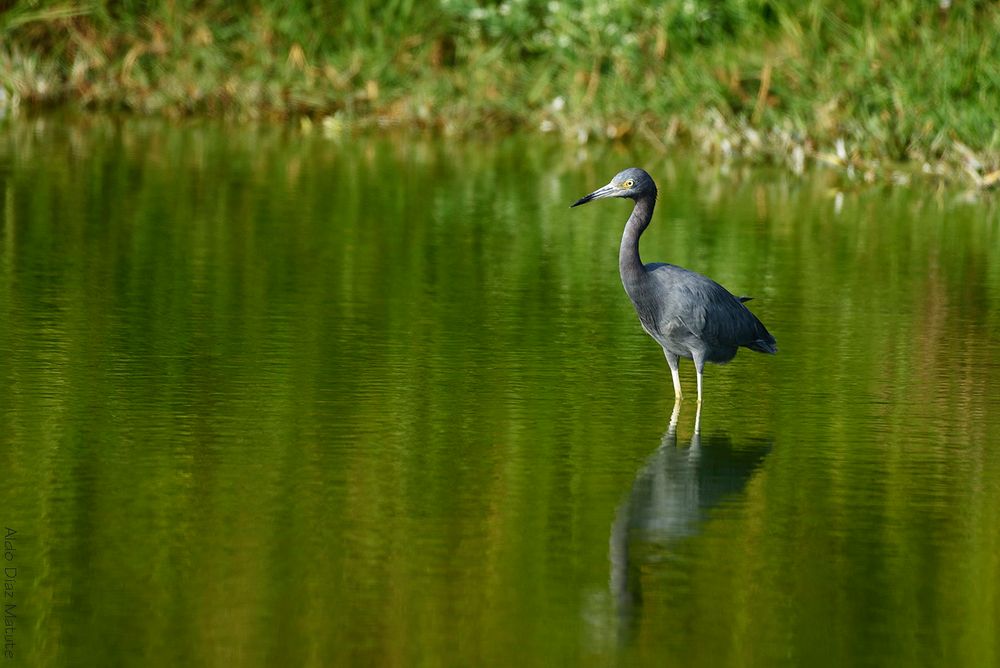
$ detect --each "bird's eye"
[624,179,635,188]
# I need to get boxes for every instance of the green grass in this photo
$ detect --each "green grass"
[2,0,999,184]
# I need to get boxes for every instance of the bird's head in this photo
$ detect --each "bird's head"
[571,167,656,207]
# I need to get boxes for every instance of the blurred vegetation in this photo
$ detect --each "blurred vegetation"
[1,0,999,183]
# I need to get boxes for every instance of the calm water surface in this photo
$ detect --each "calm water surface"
[2,117,999,667]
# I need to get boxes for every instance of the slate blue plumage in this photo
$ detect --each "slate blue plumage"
[572,167,776,402]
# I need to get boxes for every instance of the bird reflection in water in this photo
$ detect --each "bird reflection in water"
[608,403,770,644]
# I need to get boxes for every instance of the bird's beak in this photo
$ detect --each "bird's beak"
[570,183,616,208]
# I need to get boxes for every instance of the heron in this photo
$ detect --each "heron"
[571,167,776,403]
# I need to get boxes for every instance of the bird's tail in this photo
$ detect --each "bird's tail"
[747,335,777,354]
[739,299,777,354]
[745,312,777,354]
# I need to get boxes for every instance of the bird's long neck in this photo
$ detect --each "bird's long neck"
[619,193,656,284]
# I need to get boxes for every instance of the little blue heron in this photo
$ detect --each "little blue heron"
[572,167,776,403]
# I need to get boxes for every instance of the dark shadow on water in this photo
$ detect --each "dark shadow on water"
[609,403,771,645]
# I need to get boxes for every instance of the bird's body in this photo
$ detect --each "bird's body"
[572,167,776,402]
[628,262,776,363]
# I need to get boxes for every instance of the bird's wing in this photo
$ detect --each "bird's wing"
[647,264,775,350]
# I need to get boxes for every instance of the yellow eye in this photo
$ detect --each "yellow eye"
[623,179,635,188]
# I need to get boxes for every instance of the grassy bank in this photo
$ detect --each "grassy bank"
[2,0,999,186]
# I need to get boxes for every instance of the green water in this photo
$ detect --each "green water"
[2,117,999,667]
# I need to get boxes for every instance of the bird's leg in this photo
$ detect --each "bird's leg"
[664,351,682,400]
[693,355,705,405]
